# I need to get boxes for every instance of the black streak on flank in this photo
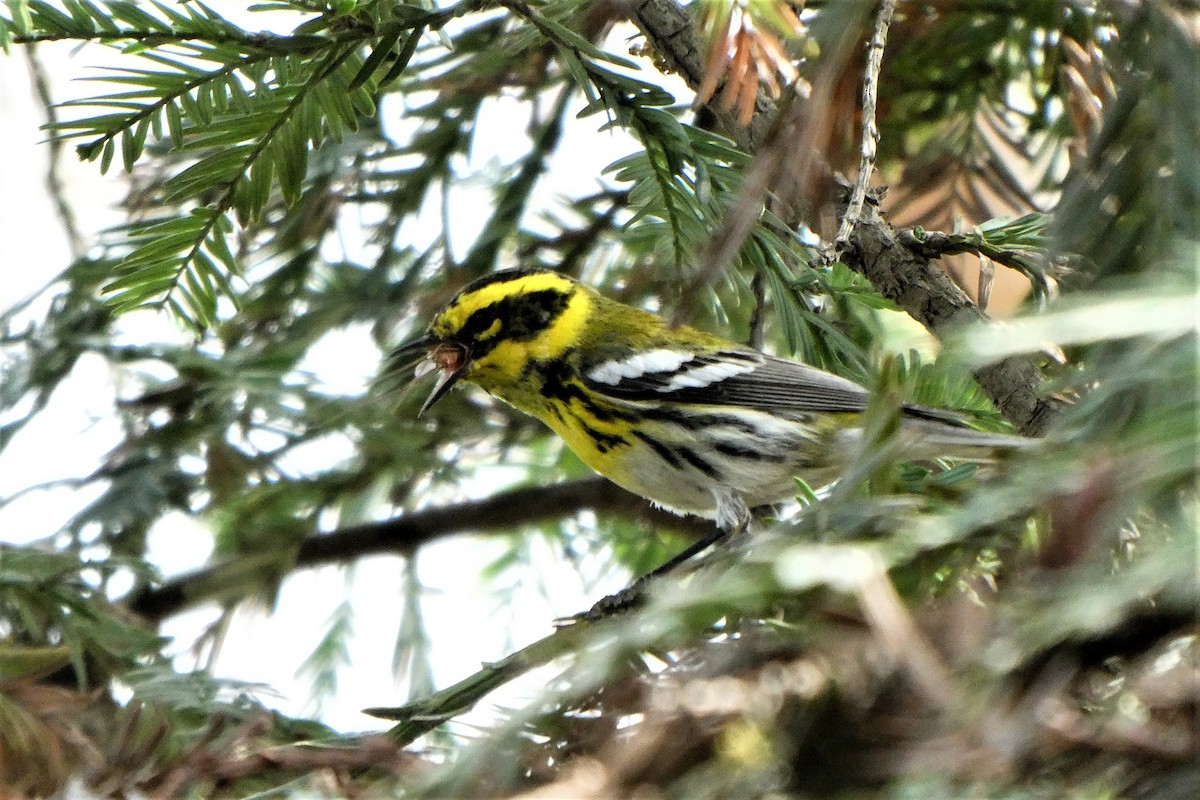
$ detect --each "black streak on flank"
[584,425,630,454]
[710,439,793,462]
[632,432,723,480]
[633,430,682,469]
[640,408,761,435]
[677,446,722,479]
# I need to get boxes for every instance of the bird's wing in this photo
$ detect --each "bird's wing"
[579,347,872,414]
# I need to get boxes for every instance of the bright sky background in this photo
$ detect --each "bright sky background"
[0,5,661,732]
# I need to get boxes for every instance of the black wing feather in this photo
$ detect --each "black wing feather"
[582,349,873,414]
[579,348,1014,439]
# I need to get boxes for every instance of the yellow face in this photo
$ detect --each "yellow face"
[410,269,593,412]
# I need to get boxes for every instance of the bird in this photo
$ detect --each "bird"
[389,268,1027,534]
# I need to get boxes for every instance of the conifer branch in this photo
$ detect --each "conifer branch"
[127,478,714,623]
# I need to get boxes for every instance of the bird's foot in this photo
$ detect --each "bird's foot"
[564,577,652,624]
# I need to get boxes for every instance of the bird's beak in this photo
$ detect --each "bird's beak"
[389,336,470,416]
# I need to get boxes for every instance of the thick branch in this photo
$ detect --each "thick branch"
[127,477,714,623]
[628,0,777,151]
[849,200,1062,435]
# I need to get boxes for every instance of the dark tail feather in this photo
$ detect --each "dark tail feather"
[902,413,1034,451]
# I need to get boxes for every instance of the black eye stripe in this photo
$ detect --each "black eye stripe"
[460,289,571,358]
[459,306,500,341]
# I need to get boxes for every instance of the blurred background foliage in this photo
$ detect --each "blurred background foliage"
[0,0,1196,797]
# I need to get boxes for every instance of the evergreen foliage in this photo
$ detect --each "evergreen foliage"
[0,1,1195,797]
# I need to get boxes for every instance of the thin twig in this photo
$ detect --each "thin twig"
[24,44,84,259]
[748,268,767,349]
[206,734,416,781]
[897,225,1058,303]
[854,551,959,710]
[666,14,863,326]
[0,475,92,510]
[459,84,571,273]
[369,624,590,744]
[831,0,897,260]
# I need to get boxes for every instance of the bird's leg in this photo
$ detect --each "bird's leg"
[564,491,754,623]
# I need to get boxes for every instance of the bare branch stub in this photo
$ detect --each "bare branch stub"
[832,0,898,260]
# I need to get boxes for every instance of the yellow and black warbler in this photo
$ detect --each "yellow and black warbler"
[391,269,1024,531]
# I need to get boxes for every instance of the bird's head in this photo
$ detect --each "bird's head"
[391,269,591,414]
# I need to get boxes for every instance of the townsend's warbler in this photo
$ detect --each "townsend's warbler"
[391,269,1025,531]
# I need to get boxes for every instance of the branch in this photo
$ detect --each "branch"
[627,0,778,152]
[899,224,1058,302]
[5,0,481,48]
[369,623,592,745]
[24,44,83,258]
[848,199,1062,435]
[629,0,1060,436]
[194,734,417,785]
[831,0,896,258]
[127,477,714,623]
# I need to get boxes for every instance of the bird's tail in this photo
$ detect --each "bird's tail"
[901,411,1034,452]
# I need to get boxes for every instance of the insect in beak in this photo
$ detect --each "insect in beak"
[390,337,470,416]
